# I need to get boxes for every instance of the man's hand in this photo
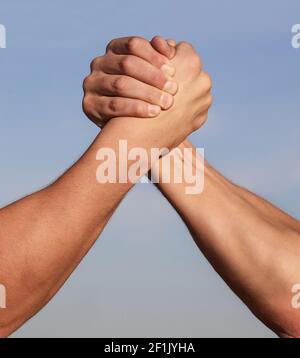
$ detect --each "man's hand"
[83,36,212,150]
[83,36,178,128]
[157,41,212,147]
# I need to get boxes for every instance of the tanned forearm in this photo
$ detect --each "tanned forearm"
[0,40,211,337]
[153,140,300,338]
[0,116,172,337]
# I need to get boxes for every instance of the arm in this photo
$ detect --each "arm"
[0,37,207,337]
[153,140,300,338]
[83,36,300,337]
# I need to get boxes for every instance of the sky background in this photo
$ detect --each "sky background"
[0,0,299,338]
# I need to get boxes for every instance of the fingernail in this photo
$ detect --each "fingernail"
[148,105,161,117]
[163,81,178,95]
[161,93,174,109]
[161,64,176,77]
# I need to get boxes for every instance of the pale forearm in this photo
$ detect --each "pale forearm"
[154,140,300,337]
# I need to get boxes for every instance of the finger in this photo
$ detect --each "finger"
[198,71,213,93]
[167,39,176,47]
[100,54,178,93]
[151,36,176,60]
[106,36,174,72]
[91,74,176,110]
[87,95,162,120]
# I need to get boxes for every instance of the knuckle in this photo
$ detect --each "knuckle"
[190,53,202,72]
[108,98,122,113]
[151,35,161,44]
[90,56,102,71]
[127,37,144,53]
[207,94,213,108]
[112,76,128,94]
[180,41,193,50]
[119,55,133,73]
[106,39,115,52]
[201,113,209,124]
[82,75,93,92]
[82,95,94,115]
[202,72,213,92]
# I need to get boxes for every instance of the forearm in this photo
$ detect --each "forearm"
[0,116,166,336]
[234,182,300,233]
[154,140,300,337]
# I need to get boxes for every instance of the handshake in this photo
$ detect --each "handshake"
[83,36,212,150]
[1,36,300,339]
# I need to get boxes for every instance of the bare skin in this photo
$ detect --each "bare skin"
[0,38,212,337]
[88,37,300,338]
[154,141,300,338]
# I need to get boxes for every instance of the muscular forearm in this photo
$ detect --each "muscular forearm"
[154,140,300,337]
[234,182,300,233]
[0,116,169,337]
[0,38,210,336]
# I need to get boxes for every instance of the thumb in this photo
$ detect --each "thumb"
[167,39,176,48]
[151,35,176,59]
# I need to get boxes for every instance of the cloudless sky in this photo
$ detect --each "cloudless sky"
[0,0,300,337]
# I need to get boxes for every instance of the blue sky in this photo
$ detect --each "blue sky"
[0,0,299,337]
